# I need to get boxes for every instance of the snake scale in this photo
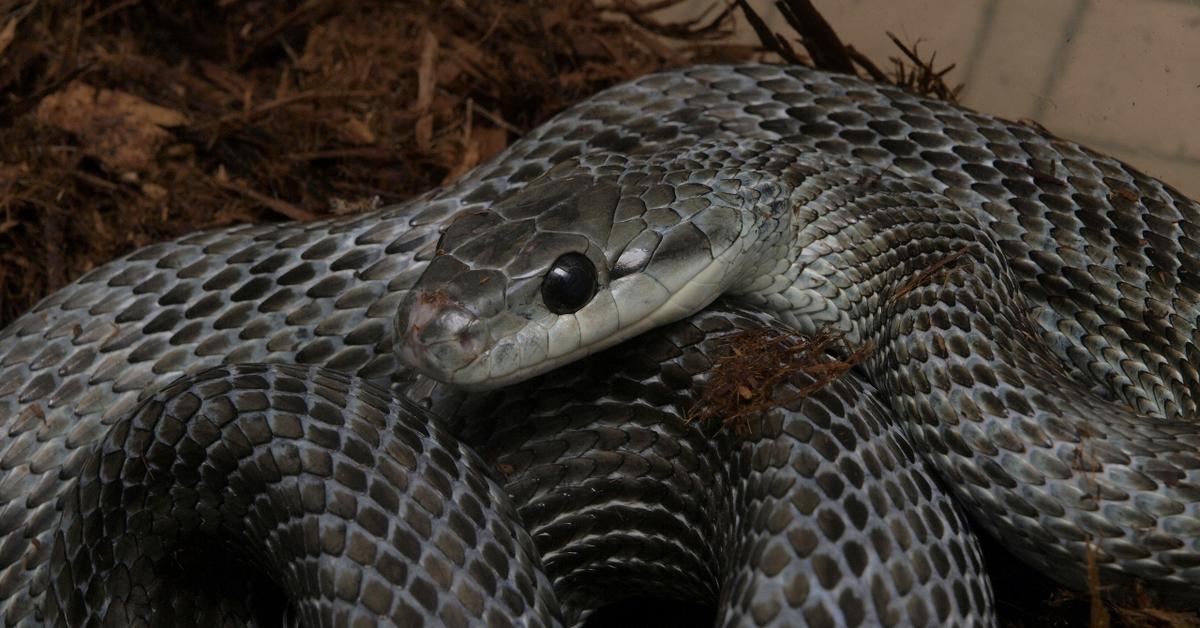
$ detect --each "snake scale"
[0,62,1198,625]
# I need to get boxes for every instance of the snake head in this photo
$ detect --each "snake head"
[395,153,757,389]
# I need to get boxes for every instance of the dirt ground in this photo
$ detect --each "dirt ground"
[0,0,1193,626]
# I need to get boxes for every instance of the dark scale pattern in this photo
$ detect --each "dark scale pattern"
[0,211,442,625]
[47,365,561,627]
[0,62,1196,623]
[607,66,1198,424]
[432,306,993,626]
[772,173,1200,600]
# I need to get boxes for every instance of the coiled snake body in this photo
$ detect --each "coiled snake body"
[1,63,1198,625]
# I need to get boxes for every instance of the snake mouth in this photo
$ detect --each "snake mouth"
[395,290,492,382]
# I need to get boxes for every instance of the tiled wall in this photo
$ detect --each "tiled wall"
[661,0,1200,198]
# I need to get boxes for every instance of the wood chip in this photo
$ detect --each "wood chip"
[415,29,438,152]
[35,82,189,173]
[0,11,21,57]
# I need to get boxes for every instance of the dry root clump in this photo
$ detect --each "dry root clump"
[688,326,872,433]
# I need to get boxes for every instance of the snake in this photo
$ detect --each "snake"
[0,61,1197,625]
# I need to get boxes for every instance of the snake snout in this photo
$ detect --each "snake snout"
[395,291,491,379]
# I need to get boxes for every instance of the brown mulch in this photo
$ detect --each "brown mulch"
[0,0,748,325]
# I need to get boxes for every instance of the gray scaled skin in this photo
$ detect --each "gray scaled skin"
[44,305,996,626]
[426,304,995,627]
[46,365,562,628]
[396,65,1200,602]
[0,63,1196,622]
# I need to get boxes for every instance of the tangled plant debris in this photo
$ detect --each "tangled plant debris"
[687,326,872,434]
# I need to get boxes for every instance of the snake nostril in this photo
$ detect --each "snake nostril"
[397,291,489,375]
[455,322,488,359]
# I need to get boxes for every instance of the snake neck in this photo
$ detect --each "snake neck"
[730,165,1121,441]
[738,168,1123,411]
[731,168,972,344]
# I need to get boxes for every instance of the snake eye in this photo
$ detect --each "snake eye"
[542,253,597,314]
